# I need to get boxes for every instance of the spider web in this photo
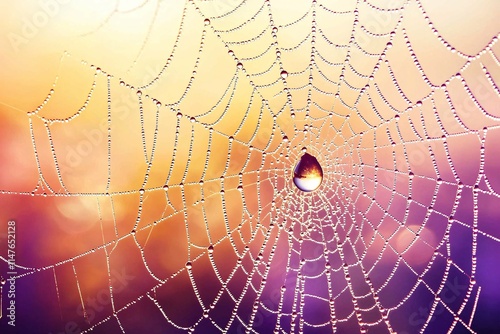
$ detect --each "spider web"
[1,0,500,333]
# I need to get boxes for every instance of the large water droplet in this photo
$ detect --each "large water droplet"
[293,153,323,192]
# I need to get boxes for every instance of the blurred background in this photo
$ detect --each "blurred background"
[0,0,499,333]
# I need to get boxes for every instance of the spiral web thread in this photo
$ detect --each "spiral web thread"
[1,0,500,333]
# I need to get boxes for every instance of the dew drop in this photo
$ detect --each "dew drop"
[237,62,243,69]
[280,70,288,79]
[293,152,323,192]
[204,18,210,25]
